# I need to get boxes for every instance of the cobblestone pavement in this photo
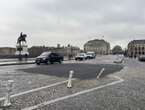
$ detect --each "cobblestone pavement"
[0,65,68,98]
[0,55,145,110]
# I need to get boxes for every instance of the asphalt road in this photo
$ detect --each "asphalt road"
[0,55,145,110]
[19,63,123,79]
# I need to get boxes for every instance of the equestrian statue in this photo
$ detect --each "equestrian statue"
[16,32,29,60]
[17,32,27,44]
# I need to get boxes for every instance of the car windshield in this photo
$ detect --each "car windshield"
[79,53,85,56]
[86,53,92,55]
[40,52,50,56]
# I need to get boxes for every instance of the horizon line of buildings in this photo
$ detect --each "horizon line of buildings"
[0,39,145,58]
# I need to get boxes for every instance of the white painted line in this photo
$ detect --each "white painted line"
[0,70,6,72]
[0,79,76,101]
[22,76,124,110]
[108,75,124,82]
[0,70,16,75]
[97,68,105,79]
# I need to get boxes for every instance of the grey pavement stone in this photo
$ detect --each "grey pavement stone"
[0,76,118,110]
[0,55,145,110]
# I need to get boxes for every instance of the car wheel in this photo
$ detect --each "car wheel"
[45,61,48,65]
[36,62,40,65]
[50,61,53,64]
[36,61,40,65]
[59,60,62,64]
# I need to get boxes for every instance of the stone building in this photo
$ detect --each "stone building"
[128,40,145,58]
[28,45,80,57]
[0,47,16,58]
[84,39,110,55]
[0,47,16,55]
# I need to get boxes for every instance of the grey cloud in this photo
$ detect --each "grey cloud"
[26,0,145,28]
[1,0,145,48]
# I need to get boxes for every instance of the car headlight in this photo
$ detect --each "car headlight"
[43,58,46,60]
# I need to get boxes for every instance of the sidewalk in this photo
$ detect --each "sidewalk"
[0,58,35,62]
[0,60,35,66]
[0,58,74,66]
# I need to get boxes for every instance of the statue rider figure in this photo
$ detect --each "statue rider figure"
[17,32,27,44]
[17,32,27,61]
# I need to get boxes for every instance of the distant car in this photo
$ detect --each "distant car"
[113,55,124,63]
[86,51,96,59]
[138,55,145,61]
[35,52,64,65]
[75,53,87,61]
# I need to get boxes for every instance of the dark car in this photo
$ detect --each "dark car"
[35,52,63,65]
[138,55,145,61]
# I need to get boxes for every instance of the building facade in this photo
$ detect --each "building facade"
[0,47,16,58]
[128,40,145,58]
[84,39,110,55]
[28,45,80,57]
[0,47,16,55]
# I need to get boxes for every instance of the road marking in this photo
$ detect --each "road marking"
[0,70,10,73]
[22,76,124,110]
[0,70,16,75]
[0,79,76,101]
[109,75,124,82]
[97,68,105,79]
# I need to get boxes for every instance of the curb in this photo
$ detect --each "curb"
[0,62,35,66]
[0,59,74,66]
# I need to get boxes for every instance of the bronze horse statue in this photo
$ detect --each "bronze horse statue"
[17,32,27,44]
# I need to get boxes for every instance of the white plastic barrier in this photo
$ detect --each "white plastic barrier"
[67,70,74,88]
[97,68,105,79]
[3,80,14,107]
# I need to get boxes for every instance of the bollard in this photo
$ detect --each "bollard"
[97,68,105,79]
[67,70,74,88]
[3,80,14,107]
[122,57,125,63]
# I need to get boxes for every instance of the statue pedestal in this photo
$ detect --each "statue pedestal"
[15,43,29,59]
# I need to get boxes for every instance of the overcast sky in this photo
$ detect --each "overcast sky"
[0,0,145,49]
